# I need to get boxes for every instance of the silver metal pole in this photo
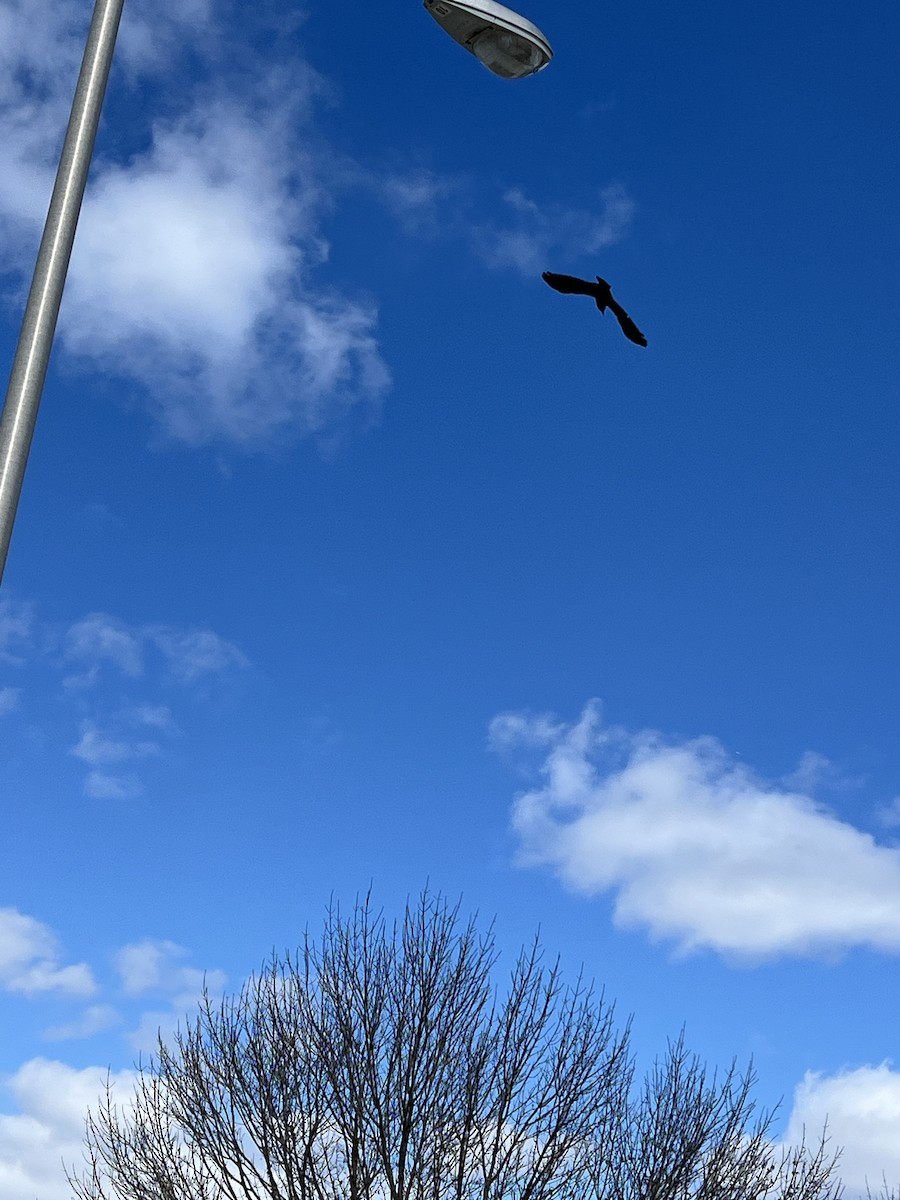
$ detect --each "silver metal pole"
[0,0,125,586]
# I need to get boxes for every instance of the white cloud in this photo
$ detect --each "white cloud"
[474,184,635,275]
[43,1004,121,1042]
[125,1007,190,1055]
[115,938,190,996]
[76,708,180,799]
[0,908,96,997]
[0,598,33,664]
[497,700,900,960]
[0,0,390,448]
[115,939,227,1052]
[489,709,565,752]
[877,798,900,829]
[381,170,452,214]
[125,703,178,731]
[62,612,248,687]
[148,626,250,683]
[115,938,225,1003]
[0,1058,136,1200]
[785,1065,900,1194]
[361,164,635,275]
[782,750,835,794]
[67,98,391,445]
[371,166,464,236]
[70,720,159,766]
[115,0,214,77]
[64,613,144,684]
[64,102,299,350]
[83,769,142,801]
[0,686,20,715]
[0,3,82,248]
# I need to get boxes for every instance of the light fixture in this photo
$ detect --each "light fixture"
[424,0,552,79]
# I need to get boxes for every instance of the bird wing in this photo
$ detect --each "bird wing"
[541,271,599,297]
[613,311,648,347]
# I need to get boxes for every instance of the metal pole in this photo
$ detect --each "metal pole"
[0,0,125,586]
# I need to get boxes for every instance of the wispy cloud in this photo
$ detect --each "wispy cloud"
[494,699,900,960]
[785,1064,900,1193]
[0,598,34,664]
[472,183,635,275]
[63,612,249,690]
[4,601,248,799]
[0,0,390,448]
[62,614,248,796]
[82,770,142,801]
[124,703,178,732]
[64,613,144,687]
[148,627,250,684]
[363,166,636,275]
[70,720,160,768]
[71,713,168,802]
[0,908,96,998]
[364,165,465,237]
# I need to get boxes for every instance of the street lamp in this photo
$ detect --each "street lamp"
[423,0,552,78]
[0,0,125,586]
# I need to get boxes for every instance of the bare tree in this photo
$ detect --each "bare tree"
[68,891,843,1200]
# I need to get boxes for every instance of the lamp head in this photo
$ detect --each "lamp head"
[424,0,552,79]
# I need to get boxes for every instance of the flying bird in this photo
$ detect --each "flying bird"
[542,272,648,346]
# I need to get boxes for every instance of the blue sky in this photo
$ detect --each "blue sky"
[1,0,900,1193]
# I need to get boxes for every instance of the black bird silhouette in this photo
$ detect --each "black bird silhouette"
[542,271,648,346]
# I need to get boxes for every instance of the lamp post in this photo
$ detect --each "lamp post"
[0,0,125,586]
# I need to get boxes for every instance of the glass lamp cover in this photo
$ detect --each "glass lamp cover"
[471,27,545,77]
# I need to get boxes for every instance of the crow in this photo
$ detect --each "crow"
[542,272,648,346]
